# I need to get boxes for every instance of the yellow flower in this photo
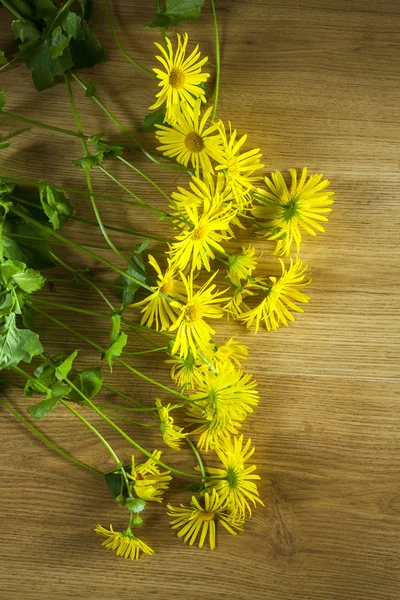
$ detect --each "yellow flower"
[94,524,154,560]
[168,197,236,272]
[165,351,207,390]
[223,283,253,321]
[155,398,186,451]
[214,338,249,369]
[186,365,259,451]
[130,255,185,330]
[240,257,310,333]
[127,450,172,502]
[227,245,258,285]
[215,121,264,210]
[155,99,222,175]
[203,435,264,518]
[169,271,227,359]
[167,489,242,550]
[170,173,233,216]
[150,33,210,124]
[253,168,335,255]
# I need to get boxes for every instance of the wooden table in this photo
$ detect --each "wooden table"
[1,1,399,598]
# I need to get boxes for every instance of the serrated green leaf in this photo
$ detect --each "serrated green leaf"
[69,21,108,69]
[55,349,78,380]
[2,221,55,270]
[73,151,104,169]
[103,332,127,372]
[39,185,73,230]
[141,107,166,132]
[27,395,59,419]
[50,26,71,59]
[0,313,43,370]
[0,292,14,318]
[146,0,205,29]
[1,258,45,293]
[11,20,41,43]
[68,367,102,403]
[62,12,84,40]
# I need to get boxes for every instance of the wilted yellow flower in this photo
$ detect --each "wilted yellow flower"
[165,351,207,390]
[127,450,172,502]
[186,365,259,451]
[253,167,335,255]
[241,257,310,333]
[203,435,264,518]
[223,283,253,321]
[167,489,242,550]
[215,121,264,210]
[155,398,186,450]
[150,33,209,124]
[155,99,222,175]
[131,255,185,330]
[227,245,258,285]
[169,272,227,359]
[94,524,154,560]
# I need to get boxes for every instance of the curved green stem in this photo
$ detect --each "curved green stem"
[186,436,206,480]
[210,0,220,122]
[0,397,102,476]
[1,111,88,138]
[0,57,18,72]
[103,0,154,76]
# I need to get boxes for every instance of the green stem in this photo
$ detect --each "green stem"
[1,0,33,20]
[72,215,169,244]
[5,231,127,254]
[210,0,220,123]
[103,0,154,76]
[0,396,102,476]
[0,57,18,72]
[103,412,158,428]
[1,111,88,139]
[186,436,206,480]
[102,384,142,407]
[0,127,31,143]
[71,73,187,172]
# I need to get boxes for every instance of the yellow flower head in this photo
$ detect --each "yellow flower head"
[203,435,264,518]
[167,488,242,550]
[170,173,234,217]
[165,351,207,390]
[155,99,222,175]
[94,524,154,560]
[131,255,185,331]
[169,271,227,359]
[155,398,186,451]
[186,365,259,451]
[253,168,335,256]
[168,197,236,272]
[150,33,210,124]
[240,257,310,333]
[223,282,254,321]
[127,450,172,502]
[227,245,258,285]
[214,338,249,370]
[215,121,264,210]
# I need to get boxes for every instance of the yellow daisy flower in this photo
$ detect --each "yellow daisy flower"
[215,121,264,210]
[94,524,154,560]
[127,450,172,502]
[155,398,186,451]
[186,365,259,451]
[155,99,222,175]
[253,167,335,256]
[240,257,310,333]
[149,33,210,124]
[223,282,253,321]
[203,435,264,518]
[170,173,234,216]
[167,489,242,550]
[168,198,236,272]
[130,255,185,331]
[227,245,258,285]
[214,338,249,370]
[165,351,207,390]
[169,271,227,359]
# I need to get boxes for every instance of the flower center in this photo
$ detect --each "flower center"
[160,276,174,295]
[169,67,185,88]
[228,159,241,177]
[185,132,205,153]
[192,225,208,240]
[226,464,239,490]
[198,511,215,521]
[184,303,203,322]
[282,198,298,221]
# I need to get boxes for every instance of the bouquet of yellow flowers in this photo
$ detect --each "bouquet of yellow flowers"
[0,0,334,559]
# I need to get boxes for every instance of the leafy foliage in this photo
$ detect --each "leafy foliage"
[103,312,127,371]
[39,185,73,230]
[2,219,55,270]
[141,107,166,132]
[0,313,43,370]
[24,355,63,396]
[67,367,103,403]
[117,240,148,305]
[55,349,78,380]
[146,0,205,29]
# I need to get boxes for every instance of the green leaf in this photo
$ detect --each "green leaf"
[11,20,41,43]
[55,349,78,380]
[146,0,205,29]
[39,185,73,230]
[0,51,7,66]
[110,312,121,344]
[22,305,36,329]
[117,241,148,305]
[46,381,71,399]
[24,354,63,396]
[62,12,84,40]
[141,107,166,132]
[0,313,43,370]
[103,332,127,372]
[126,497,146,513]
[50,26,71,59]
[2,221,55,270]
[69,22,108,70]
[0,91,5,111]
[85,79,96,97]
[27,395,59,419]
[104,469,125,498]
[89,133,124,159]
[1,258,45,293]
[68,367,102,403]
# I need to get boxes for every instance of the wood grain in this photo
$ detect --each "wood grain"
[1,1,400,599]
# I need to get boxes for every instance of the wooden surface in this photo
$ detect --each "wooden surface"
[1,1,400,599]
